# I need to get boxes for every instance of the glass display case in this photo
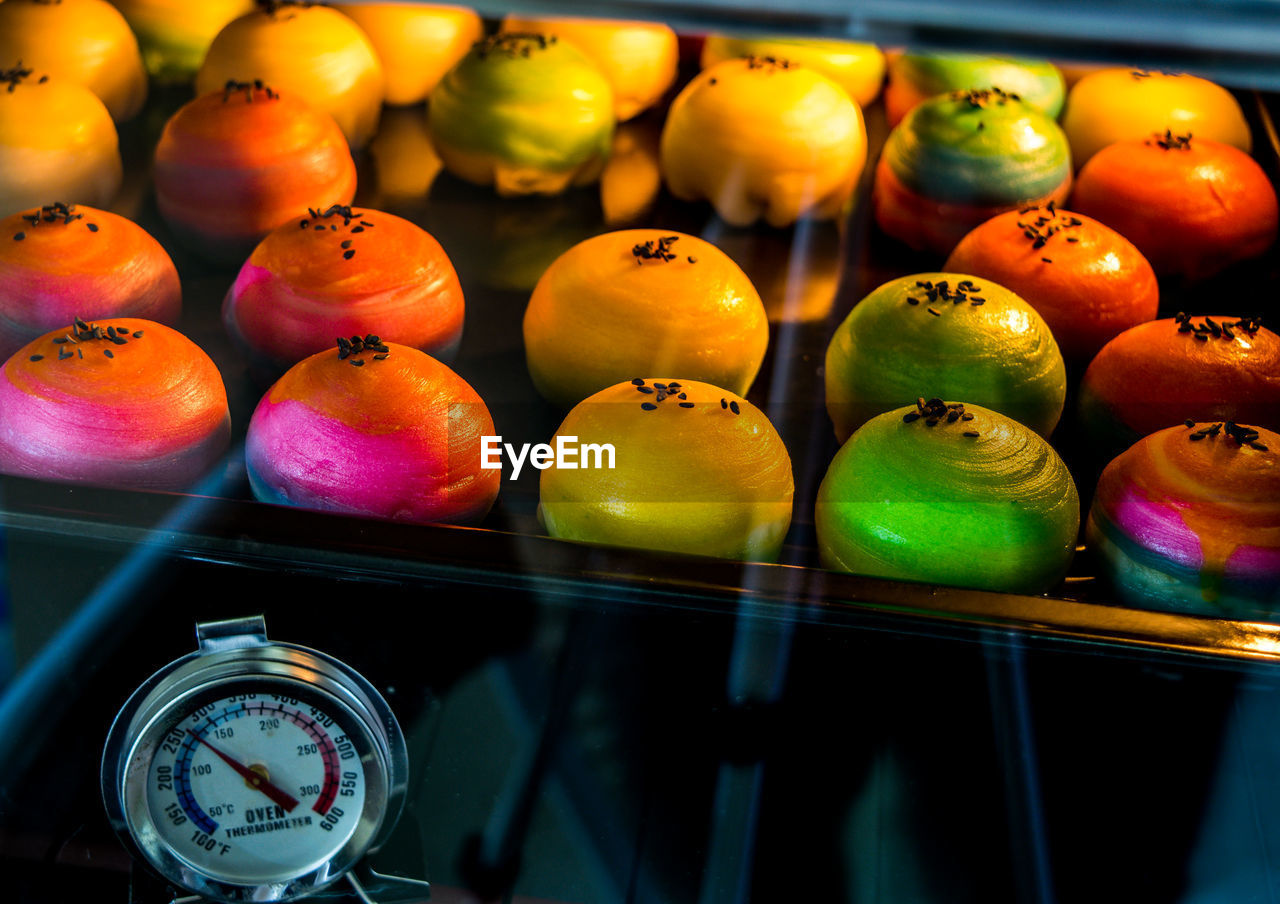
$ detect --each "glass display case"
[2,2,1279,903]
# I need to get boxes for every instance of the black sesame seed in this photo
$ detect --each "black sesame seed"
[907,297,920,305]
[87,223,99,233]
[1185,419,1196,427]
[721,398,728,409]
[1252,443,1270,451]
[373,353,389,360]
[729,401,740,415]
[133,330,144,338]
[678,392,687,400]
[351,358,365,366]
[927,308,941,316]
[1041,257,1053,263]
[13,232,24,241]
[103,349,113,358]
[637,385,654,394]
[679,402,694,408]
[903,412,921,422]
[641,402,657,411]
[28,354,42,362]
[631,378,644,385]
[688,256,697,263]
[961,413,974,421]
[351,226,364,233]
[343,249,355,260]
[341,239,353,249]
[1194,333,1209,341]
[963,431,980,437]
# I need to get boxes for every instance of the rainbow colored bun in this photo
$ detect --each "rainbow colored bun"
[246,339,499,525]
[874,88,1071,255]
[885,51,1064,126]
[1087,422,1280,615]
[817,399,1080,594]
[0,318,229,489]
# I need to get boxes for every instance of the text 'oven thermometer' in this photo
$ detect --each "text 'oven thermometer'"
[102,616,429,903]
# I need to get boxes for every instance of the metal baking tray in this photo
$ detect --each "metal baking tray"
[2,48,1279,665]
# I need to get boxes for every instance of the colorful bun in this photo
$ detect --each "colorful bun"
[944,205,1158,361]
[660,56,866,227]
[1071,133,1277,280]
[0,203,180,360]
[1087,422,1279,615]
[524,230,768,408]
[825,273,1066,442]
[1079,315,1280,458]
[0,0,146,120]
[539,379,793,561]
[599,120,662,225]
[224,205,464,369]
[366,107,444,204]
[0,318,229,489]
[874,88,1072,255]
[700,34,885,107]
[246,339,499,525]
[885,52,1064,126]
[196,2,384,147]
[154,81,356,263]
[0,63,121,215]
[817,400,1080,594]
[110,0,254,80]
[501,16,678,121]
[428,33,614,197]
[1062,68,1251,169]
[335,3,482,106]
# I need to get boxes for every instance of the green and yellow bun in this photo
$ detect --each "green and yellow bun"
[524,229,768,408]
[825,273,1066,443]
[1061,68,1251,169]
[817,399,1080,594]
[539,379,794,561]
[1087,422,1280,616]
[428,33,614,197]
[660,56,866,228]
[110,0,253,81]
[0,0,146,121]
[196,2,384,148]
[501,16,678,121]
[884,52,1064,127]
[874,88,1072,255]
[335,3,482,106]
[700,34,885,108]
[0,64,122,215]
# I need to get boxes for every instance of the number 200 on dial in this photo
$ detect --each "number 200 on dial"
[145,688,369,884]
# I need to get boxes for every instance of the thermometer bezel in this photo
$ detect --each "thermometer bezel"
[103,630,408,903]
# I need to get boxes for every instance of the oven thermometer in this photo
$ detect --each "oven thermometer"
[102,616,428,903]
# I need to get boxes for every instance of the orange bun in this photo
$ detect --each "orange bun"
[154,81,356,263]
[945,205,1158,361]
[1072,133,1277,280]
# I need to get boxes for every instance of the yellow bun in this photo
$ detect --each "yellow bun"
[0,67,122,213]
[523,229,769,408]
[539,379,794,561]
[335,4,482,106]
[196,4,384,147]
[501,15,678,121]
[700,34,885,107]
[1062,68,1251,168]
[0,0,147,120]
[660,56,867,227]
[599,120,662,225]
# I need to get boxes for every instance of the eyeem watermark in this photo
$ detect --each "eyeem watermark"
[481,436,616,480]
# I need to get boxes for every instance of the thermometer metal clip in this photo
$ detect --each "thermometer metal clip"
[102,616,430,904]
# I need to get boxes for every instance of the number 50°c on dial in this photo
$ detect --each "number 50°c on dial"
[146,689,368,884]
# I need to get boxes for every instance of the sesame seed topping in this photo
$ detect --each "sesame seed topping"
[87,223,99,233]
[679,402,694,408]
[103,349,113,358]
[641,402,657,411]
[28,354,42,362]
[729,401,740,415]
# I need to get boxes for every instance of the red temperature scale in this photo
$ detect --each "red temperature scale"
[101,616,428,903]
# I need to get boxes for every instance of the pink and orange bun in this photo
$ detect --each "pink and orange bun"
[1087,422,1280,616]
[1072,132,1278,280]
[154,81,356,264]
[224,205,464,370]
[0,318,230,490]
[1079,315,1280,458]
[944,205,1158,362]
[0,203,180,361]
[246,339,499,526]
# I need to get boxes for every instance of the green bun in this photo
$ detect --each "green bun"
[816,400,1080,595]
[884,89,1071,205]
[825,272,1066,442]
[428,32,615,194]
[892,52,1066,118]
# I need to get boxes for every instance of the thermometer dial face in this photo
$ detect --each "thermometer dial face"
[124,680,382,892]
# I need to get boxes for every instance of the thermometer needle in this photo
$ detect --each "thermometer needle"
[187,731,299,812]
